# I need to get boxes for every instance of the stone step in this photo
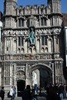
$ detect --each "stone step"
[0,97,22,100]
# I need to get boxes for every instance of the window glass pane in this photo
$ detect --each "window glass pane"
[41,18,43,26]
[19,19,21,27]
[43,18,46,25]
[45,36,47,45]
[19,18,24,27]
[18,37,21,46]
[21,19,24,26]
[42,36,45,45]
[18,37,24,46]
[41,18,46,26]
[21,37,23,46]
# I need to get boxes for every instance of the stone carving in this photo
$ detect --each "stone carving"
[17,71,25,80]
[53,29,61,34]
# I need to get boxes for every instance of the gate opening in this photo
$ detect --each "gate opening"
[17,80,25,97]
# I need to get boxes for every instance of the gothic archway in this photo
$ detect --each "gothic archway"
[31,63,52,89]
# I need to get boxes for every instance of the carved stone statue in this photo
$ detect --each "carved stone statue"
[32,71,38,94]
[32,71,37,86]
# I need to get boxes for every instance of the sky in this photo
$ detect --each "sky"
[0,0,67,13]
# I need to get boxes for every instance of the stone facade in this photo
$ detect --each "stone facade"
[0,0,65,96]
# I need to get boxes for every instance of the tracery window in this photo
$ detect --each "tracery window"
[4,63,10,85]
[18,36,24,46]
[41,35,47,45]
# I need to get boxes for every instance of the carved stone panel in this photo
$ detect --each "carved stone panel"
[16,71,25,80]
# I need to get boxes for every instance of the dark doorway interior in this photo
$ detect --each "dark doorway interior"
[17,80,25,97]
[40,68,52,89]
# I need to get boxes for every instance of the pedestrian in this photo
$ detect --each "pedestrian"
[22,85,31,100]
[9,86,16,100]
[34,84,38,95]
[9,86,14,100]
[13,86,16,100]
[58,83,64,99]
[46,83,61,100]
[0,86,5,100]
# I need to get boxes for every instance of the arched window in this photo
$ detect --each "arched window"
[19,18,24,27]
